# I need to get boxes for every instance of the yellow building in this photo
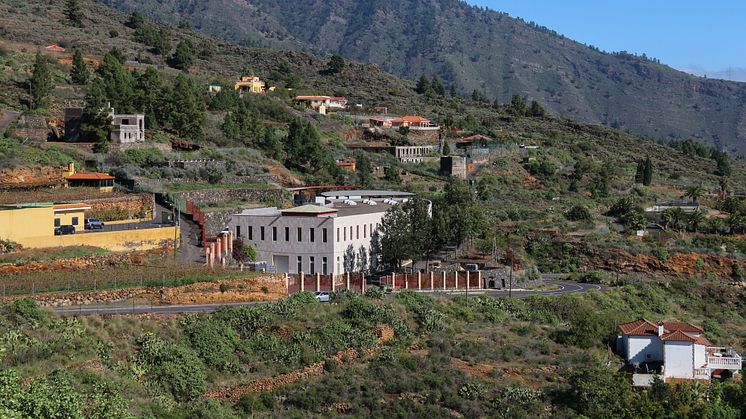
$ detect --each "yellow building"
[0,204,55,242]
[0,203,178,251]
[53,203,90,232]
[234,76,267,94]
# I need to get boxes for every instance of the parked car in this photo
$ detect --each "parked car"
[314,291,331,303]
[55,225,76,235]
[464,263,480,272]
[85,219,105,230]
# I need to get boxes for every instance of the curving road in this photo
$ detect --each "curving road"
[53,280,603,316]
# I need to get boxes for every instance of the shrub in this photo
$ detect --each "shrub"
[13,299,46,327]
[565,205,593,223]
[651,246,669,261]
[236,393,273,415]
[181,316,240,372]
[135,333,207,401]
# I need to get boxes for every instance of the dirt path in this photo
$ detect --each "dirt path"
[0,109,20,132]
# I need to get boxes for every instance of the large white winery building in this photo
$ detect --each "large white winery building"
[228,191,414,275]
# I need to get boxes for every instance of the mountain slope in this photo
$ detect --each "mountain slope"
[98,0,746,154]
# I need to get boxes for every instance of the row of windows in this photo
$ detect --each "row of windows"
[237,223,380,244]
[238,226,328,243]
[297,255,329,275]
[336,223,379,242]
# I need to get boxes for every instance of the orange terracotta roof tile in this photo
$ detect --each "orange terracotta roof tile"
[661,330,698,343]
[662,321,705,334]
[53,203,91,211]
[619,319,659,336]
[66,173,115,180]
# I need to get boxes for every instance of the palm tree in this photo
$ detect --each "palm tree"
[685,185,705,203]
[687,210,706,233]
[704,217,724,235]
[662,207,685,232]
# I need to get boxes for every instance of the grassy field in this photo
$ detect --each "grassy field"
[0,245,109,264]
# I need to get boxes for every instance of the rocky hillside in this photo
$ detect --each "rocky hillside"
[97,0,746,154]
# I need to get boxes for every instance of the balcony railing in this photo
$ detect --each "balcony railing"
[708,356,742,369]
[694,368,711,380]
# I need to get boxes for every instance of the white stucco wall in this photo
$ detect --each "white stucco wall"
[664,342,694,379]
[627,336,663,364]
[229,209,386,275]
[693,344,706,369]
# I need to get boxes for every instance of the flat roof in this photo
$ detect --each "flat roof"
[281,205,338,217]
[320,190,414,198]
[332,201,392,217]
[0,202,54,209]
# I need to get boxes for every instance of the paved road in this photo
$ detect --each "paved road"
[0,110,20,133]
[423,280,604,299]
[54,301,267,316]
[53,280,602,316]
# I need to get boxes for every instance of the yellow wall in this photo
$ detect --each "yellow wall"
[55,210,86,232]
[0,207,54,242]
[16,226,180,252]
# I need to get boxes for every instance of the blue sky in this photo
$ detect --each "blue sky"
[468,1,746,73]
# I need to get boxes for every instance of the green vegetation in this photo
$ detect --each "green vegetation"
[1,282,745,417]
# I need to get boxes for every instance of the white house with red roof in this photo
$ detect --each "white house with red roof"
[618,319,741,383]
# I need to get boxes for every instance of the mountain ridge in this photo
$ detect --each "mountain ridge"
[97,0,746,155]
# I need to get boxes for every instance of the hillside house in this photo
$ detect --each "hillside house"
[229,191,415,275]
[392,116,439,131]
[440,156,467,178]
[65,173,115,192]
[110,112,145,144]
[618,319,742,384]
[234,76,268,94]
[645,199,701,214]
[64,106,145,144]
[294,96,348,114]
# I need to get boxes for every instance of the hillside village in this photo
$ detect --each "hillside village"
[0,0,745,417]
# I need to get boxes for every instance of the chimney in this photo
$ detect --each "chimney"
[658,322,665,337]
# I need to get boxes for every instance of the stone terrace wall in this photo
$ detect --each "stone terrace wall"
[178,188,287,209]
[85,193,155,221]
[0,166,64,188]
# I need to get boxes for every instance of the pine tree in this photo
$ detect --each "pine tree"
[634,160,645,184]
[96,50,135,112]
[169,40,194,70]
[442,141,451,156]
[431,75,446,96]
[29,52,52,109]
[81,80,112,147]
[356,151,373,189]
[165,74,206,140]
[70,49,89,84]
[64,0,83,27]
[643,157,653,186]
[449,84,457,97]
[327,54,345,74]
[416,74,431,95]
[529,100,545,117]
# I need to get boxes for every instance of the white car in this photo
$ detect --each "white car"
[314,291,331,303]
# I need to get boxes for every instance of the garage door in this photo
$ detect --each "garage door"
[273,255,290,273]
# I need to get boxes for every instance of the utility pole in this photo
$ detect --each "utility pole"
[508,249,514,299]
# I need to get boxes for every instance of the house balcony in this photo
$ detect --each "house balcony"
[707,347,742,370]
